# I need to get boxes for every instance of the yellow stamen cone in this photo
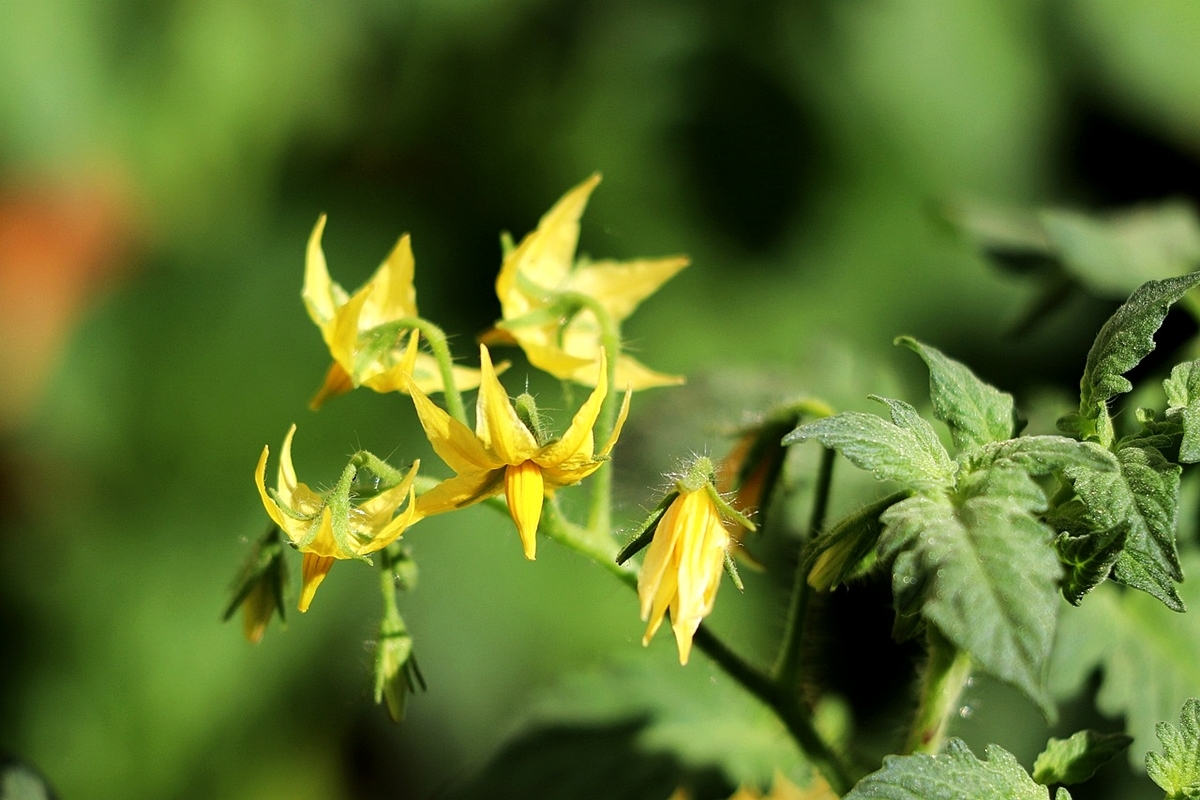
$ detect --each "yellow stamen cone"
[505,461,544,560]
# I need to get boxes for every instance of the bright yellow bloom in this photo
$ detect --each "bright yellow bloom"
[492,173,689,389]
[409,344,630,559]
[303,215,484,407]
[639,480,734,665]
[255,424,420,611]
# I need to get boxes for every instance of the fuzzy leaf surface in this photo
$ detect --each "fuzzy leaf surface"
[1078,273,1200,428]
[1165,361,1200,463]
[974,437,1116,477]
[1031,730,1132,786]
[880,464,1060,710]
[784,399,953,491]
[1050,554,1200,768]
[896,336,1016,451]
[1147,699,1200,799]
[1063,444,1184,611]
[1052,521,1126,606]
[845,739,1067,800]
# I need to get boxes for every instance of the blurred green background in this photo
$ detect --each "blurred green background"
[3,1,1200,797]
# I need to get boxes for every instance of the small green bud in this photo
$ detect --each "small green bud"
[513,392,550,445]
[374,613,425,722]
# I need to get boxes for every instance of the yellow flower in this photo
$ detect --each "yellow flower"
[492,174,689,389]
[409,343,630,559]
[255,424,420,611]
[639,464,741,665]
[303,214,484,408]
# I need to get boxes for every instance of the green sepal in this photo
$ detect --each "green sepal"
[352,317,421,381]
[1075,272,1200,446]
[705,483,756,533]
[383,543,419,592]
[1165,361,1200,463]
[723,551,744,592]
[845,739,1071,800]
[896,336,1018,451]
[374,617,425,723]
[616,493,675,565]
[1031,730,1132,787]
[784,397,954,491]
[1146,698,1200,799]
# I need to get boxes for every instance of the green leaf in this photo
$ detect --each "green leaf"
[1146,698,1200,799]
[845,739,1066,800]
[973,436,1117,477]
[1063,445,1184,611]
[879,464,1061,711]
[1050,554,1200,769]
[1040,203,1200,297]
[1052,521,1126,606]
[1031,730,1132,786]
[1078,272,1200,439]
[784,399,954,491]
[896,336,1017,451]
[1165,361,1200,463]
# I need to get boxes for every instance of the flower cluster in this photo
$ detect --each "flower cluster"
[231,173,743,718]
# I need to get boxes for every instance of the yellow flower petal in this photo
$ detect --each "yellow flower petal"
[538,350,608,468]
[409,377,503,475]
[414,469,506,518]
[255,444,292,533]
[475,344,538,464]
[358,234,417,329]
[637,487,731,664]
[505,461,544,560]
[302,215,338,324]
[568,257,690,321]
[299,551,336,612]
[328,281,374,370]
[496,173,600,311]
[277,423,300,498]
[310,361,355,410]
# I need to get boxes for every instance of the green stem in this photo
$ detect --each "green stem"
[461,438,855,789]
[904,627,973,755]
[552,292,621,536]
[409,318,468,426]
[692,624,857,795]
[773,446,836,686]
[526,497,857,793]
[540,499,636,588]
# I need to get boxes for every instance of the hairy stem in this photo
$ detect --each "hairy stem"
[773,446,836,686]
[554,292,621,536]
[410,318,468,425]
[904,627,973,755]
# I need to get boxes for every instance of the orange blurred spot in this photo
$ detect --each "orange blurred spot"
[0,176,136,428]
